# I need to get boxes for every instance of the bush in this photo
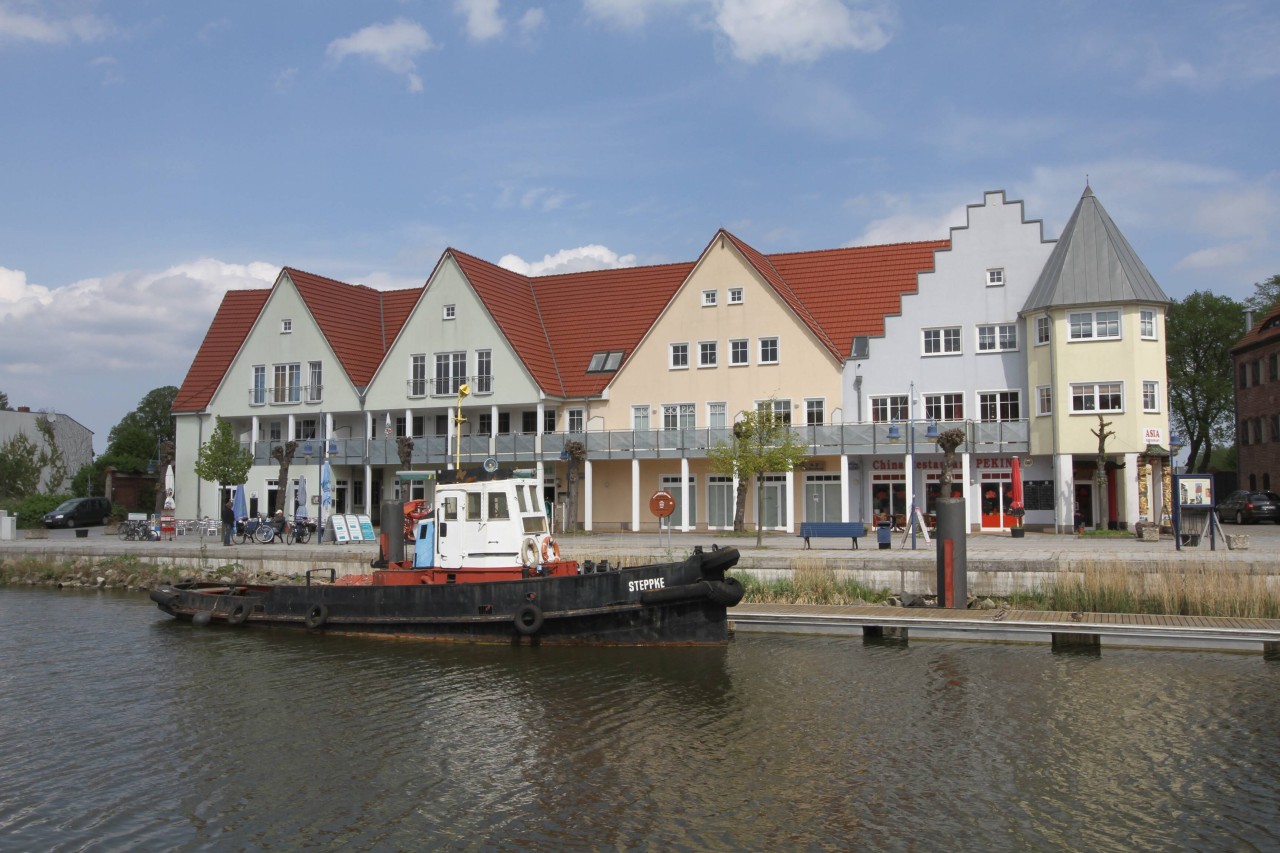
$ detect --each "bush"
[12,494,71,528]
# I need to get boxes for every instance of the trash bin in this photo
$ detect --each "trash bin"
[877,520,892,550]
[1180,533,1201,547]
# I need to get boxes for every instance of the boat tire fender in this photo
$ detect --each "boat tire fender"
[541,537,561,564]
[707,577,745,607]
[514,603,544,636]
[305,603,329,629]
[519,537,539,569]
[227,602,249,626]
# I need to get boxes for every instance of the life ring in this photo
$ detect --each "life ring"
[519,537,540,569]
[305,603,329,629]
[513,603,544,636]
[541,537,561,564]
[227,602,249,626]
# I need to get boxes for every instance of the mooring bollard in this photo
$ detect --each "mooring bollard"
[935,498,967,608]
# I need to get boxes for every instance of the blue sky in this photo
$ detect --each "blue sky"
[2,0,1277,451]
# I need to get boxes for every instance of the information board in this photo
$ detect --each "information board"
[358,515,375,539]
[344,514,363,541]
[330,514,350,543]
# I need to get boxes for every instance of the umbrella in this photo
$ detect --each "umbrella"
[232,483,248,521]
[1009,457,1025,526]
[295,475,309,519]
[163,464,175,511]
[321,461,333,510]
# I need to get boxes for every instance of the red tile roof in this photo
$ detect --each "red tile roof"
[1232,303,1280,354]
[173,289,270,413]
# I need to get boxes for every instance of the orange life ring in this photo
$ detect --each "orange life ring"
[541,537,561,563]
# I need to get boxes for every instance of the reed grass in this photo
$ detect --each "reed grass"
[1044,560,1280,619]
[732,562,890,605]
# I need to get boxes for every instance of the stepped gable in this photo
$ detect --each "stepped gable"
[449,249,563,396]
[1023,185,1170,312]
[1232,303,1280,354]
[286,267,401,388]
[534,261,695,396]
[769,239,949,357]
[173,289,270,412]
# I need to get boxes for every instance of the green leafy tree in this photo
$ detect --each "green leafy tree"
[1167,291,1244,472]
[194,417,253,489]
[101,422,158,474]
[1244,273,1280,318]
[0,390,9,410]
[708,402,809,546]
[34,415,68,495]
[109,386,178,448]
[0,433,44,500]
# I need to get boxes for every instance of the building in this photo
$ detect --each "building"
[0,406,94,494]
[172,187,1170,534]
[1231,304,1280,494]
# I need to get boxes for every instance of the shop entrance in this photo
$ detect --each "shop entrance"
[1074,483,1094,531]
[980,478,1013,529]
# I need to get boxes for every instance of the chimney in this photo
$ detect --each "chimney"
[1245,310,1254,333]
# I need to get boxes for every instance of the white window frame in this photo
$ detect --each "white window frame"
[308,361,323,402]
[663,403,696,430]
[1140,309,1157,340]
[669,342,689,370]
[1035,315,1050,346]
[1142,380,1159,413]
[1036,385,1052,417]
[923,326,962,356]
[443,304,456,320]
[805,398,824,426]
[632,405,650,431]
[729,338,749,366]
[568,408,585,433]
[923,392,964,422]
[759,337,779,364]
[409,354,428,397]
[1070,381,1125,414]
[708,401,727,429]
[698,340,718,368]
[977,323,1017,353]
[871,395,909,423]
[978,390,1021,422]
[1069,310,1122,341]
[702,289,717,307]
[251,365,266,406]
[756,398,792,425]
[986,268,1005,287]
[728,287,744,305]
[281,318,292,334]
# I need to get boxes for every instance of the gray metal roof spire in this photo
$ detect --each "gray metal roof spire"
[1022,185,1169,312]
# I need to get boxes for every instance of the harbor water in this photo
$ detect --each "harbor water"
[1,587,1277,852]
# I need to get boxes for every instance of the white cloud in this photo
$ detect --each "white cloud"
[496,184,572,212]
[713,0,894,63]
[326,19,435,93]
[457,0,504,41]
[583,0,692,30]
[518,8,546,39]
[1174,244,1250,271]
[844,191,966,245]
[273,67,298,93]
[0,4,112,44]
[498,245,638,275]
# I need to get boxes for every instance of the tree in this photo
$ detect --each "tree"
[708,402,809,546]
[34,415,68,495]
[1092,414,1115,531]
[108,386,178,449]
[270,440,298,514]
[194,417,253,492]
[1244,273,1280,318]
[0,432,43,500]
[1167,291,1244,472]
[0,390,9,410]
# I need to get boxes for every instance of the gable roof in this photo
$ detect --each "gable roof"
[1231,303,1280,355]
[1023,185,1170,312]
[173,289,270,413]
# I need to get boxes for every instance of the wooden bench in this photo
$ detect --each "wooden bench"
[798,521,866,549]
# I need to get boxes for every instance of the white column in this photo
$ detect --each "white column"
[1054,453,1074,534]
[536,402,546,459]
[403,407,412,436]
[1123,451,1139,530]
[251,415,259,455]
[960,451,972,531]
[680,456,691,531]
[584,459,594,532]
[840,454,850,523]
[363,462,372,515]
[631,458,641,532]
[287,414,296,443]
[490,404,499,455]
[445,407,454,469]
[785,469,795,533]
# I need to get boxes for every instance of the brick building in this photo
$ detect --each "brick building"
[1231,304,1280,493]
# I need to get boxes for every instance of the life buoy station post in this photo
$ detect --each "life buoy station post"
[650,490,675,547]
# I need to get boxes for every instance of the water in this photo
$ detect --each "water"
[1,588,1277,852]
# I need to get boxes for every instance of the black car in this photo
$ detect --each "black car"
[42,497,113,528]
[1217,490,1280,524]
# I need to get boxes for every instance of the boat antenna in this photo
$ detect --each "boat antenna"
[454,382,471,470]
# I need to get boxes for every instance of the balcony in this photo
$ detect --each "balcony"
[406,375,495,398]
[248,385,323,406]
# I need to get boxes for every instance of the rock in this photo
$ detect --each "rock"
[902,592,927,607]
[886,595,902,607]
[1225,534,1249,551]
[975,597,997,610]
[96,577,106,588]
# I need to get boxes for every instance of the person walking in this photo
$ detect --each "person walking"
[222,499,236,546]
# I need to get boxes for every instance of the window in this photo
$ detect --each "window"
[805,399,824,426]
[730,339,749,366]
[1036,386,1052,416]
[395,416,407,438]
[269,421,281,441]
[586,351,623,373]
[759,337,779,364]
[670,343,689,369]
[702,289,717,307]
[632,406,650,431]
[1272,414,1280,443]
[281,319,292,333]
[1240,363,1249,389]
[923,327,962,355]
[1069,310,1121,340]
[251,365,266,406]
[871,395,908,423]
[979,390,1021,422]
[698,341,718,368]
[498,412,510,434]
[663,404,695,430]
[543,410,557,433]
[521,411,537,434]
[273,363,301,403]
[1035,316,1050,346]
[308,361,323,402]
[1251,360,1261,386]
[435,351,466,395]
[728,288,744,305]
[987,268,1004,287]
[1270,353,1278,382]
[708,402,726,429]
[568,409,584,433]
[757,399,791,425]
[1140,309,1157,339]
[297,418,318,440]
[443,304,456,320]
[409,354,427,397]
[477,413,492,435]
[923,392,964,421]
[487,492,509,520]
[476,350,492,393]
[977,323,1017,352]
[1070,382,1124,413]
[1143,381,1159,413]
[1240,419,1249,446]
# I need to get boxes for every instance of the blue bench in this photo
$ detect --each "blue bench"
[798,521,866,549]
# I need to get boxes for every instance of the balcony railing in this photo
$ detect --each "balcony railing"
[406,375,494,398]
[248,385,323,406]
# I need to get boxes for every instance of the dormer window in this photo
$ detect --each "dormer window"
[281,319,292,333]
[587,351,624,373]
[702,290,717,307]
[443,304,456,320]
[986,268,1005,287]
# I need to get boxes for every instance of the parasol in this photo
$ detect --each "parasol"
[295,475,309,519]
[163,464,175,511]
[232,483,248,521]
[1009,456,1025,526]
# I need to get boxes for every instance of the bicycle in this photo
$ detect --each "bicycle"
[117,518,152,541]
[254,518,279,544]
[287,517,312,545]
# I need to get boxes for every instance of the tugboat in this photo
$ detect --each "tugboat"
[150,464,743,645]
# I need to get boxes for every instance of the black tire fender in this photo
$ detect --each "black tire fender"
[305,604,329,629]
[707,577,745,607]
[227,602,249,626]
[513,603,544,636]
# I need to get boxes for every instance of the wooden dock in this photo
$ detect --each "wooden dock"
[729,603,1280,655]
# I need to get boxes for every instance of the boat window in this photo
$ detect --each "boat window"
[514,487,527,514]
[527,485,541,513]
[467,492,481,520]
[488,492,509,520]
[523,516,547,534]
[440,497,458,521]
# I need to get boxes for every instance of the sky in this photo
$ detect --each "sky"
[2,0,1278,453]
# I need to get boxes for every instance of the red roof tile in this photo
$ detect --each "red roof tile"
[1232,303,1280,354]
[173,290,269,413]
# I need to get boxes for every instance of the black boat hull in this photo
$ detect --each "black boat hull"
[150,547,743,645]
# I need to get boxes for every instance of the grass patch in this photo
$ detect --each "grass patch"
[732,562,890,605]
[1043,561,1280,619]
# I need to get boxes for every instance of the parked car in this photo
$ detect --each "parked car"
[42,497,113,529]
[1216,490,1280,524]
